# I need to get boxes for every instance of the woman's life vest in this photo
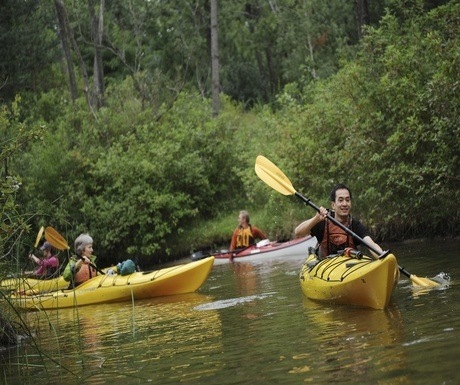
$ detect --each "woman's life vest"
[74,261,97,285]
[235,226,255,248]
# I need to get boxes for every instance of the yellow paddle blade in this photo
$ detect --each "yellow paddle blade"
[45,226,70,251]
[254,155,297,196]
[410,274,440,287]
[34,226,45,248]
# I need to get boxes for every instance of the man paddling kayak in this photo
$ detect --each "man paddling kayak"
[295,184,383,259]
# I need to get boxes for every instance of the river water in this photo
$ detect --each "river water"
[1,239,458,385]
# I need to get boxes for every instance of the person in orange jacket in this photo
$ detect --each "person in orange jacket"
[63,233,98,288]
[229,210,267,252]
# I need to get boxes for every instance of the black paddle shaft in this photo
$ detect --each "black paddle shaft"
[295,192,390,259]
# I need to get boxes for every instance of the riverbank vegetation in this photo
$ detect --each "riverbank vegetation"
[1,0,458,272]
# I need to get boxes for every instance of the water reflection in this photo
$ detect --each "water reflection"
[229,262,259,296]
[2,240,459,385]
[8,293,223,384]
[292,298,409,384]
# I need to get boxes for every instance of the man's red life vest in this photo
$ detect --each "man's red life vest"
[320,218,356,257]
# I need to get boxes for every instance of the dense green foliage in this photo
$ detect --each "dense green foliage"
[280,2,460,239]
[1,98,45,270]
[1,0,458,270]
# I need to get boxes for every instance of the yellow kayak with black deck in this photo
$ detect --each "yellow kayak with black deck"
[11,257,214,311]
[300,249,399,310]
[254,155,439,310]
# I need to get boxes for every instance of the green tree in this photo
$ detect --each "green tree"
[280,0,460,239]
[0,1,58,101]
[1,97,44,263]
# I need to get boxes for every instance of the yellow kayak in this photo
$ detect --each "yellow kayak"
[299,252,399,310]
[1,265,118,294]
[1,276,68,294]
[12,257,214,310]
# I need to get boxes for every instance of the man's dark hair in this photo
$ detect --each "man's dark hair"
[329,184,352,202]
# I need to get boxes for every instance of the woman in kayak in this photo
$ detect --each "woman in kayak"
[27,241,59,279]
[63,233,98,288]
[229,210,267,251]
[295,184,383,258]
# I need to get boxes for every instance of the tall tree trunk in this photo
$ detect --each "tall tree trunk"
[354,0,370,40]
[264,46,276,97]
[210,0,220,116]
[88,0,105,109]
[54,0,93,116]
[54,0,78,102]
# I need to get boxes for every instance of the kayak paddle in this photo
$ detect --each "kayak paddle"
[254,155,439,288]
[44,226,69,251]
[23,226,46,274]
[191,244,254,262]
[34,226,45,249]
[44,226,105,275]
